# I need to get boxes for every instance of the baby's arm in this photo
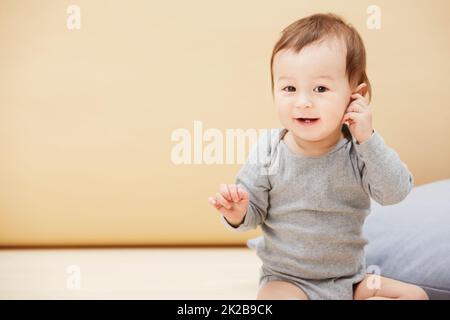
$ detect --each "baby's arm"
[208,132,272,232]
[355,130,414,205]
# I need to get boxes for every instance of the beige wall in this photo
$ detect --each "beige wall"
[0,0,449,246]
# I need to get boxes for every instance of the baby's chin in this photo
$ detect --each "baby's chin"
[287,121,343,142]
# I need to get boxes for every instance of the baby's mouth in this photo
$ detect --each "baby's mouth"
[295,117,320,124]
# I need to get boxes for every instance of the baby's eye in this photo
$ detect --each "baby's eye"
[313,86,328,93]
[282,86,296,92]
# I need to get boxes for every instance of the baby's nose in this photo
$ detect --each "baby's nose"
[294,94,313,109]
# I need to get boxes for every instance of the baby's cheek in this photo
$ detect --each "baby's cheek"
[279,103,293,116]
[321,110,345,127]
[336,101,350,118]
[275,106,292,127]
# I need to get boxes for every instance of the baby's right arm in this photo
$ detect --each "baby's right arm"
[208,130,273,231]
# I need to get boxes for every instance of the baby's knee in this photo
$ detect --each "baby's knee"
[403,285,429,300]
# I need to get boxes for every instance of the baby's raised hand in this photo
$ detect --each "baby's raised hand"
[208,184,249,227]
[341,83,374,144]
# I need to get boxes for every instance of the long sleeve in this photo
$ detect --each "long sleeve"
[220,131,274,232]
[354,130,414,205]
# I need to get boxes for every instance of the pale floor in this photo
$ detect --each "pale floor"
[0,248,261,299]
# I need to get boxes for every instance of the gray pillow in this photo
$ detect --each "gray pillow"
[363,179,450,300]
[247,179,450,299]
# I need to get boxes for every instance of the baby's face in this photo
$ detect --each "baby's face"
[273,37,355,142]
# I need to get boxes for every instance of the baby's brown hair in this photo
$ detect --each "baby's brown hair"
[270,13,372,101]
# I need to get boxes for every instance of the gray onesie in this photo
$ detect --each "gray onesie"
[220,125,414,300]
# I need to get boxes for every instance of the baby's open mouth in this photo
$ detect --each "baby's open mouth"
[296,117,320,124]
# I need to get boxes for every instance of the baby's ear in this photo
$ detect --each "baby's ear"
[354,83,368,97]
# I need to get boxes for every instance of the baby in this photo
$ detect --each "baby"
[208,13,428,300]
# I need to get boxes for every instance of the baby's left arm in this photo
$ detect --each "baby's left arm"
[354,131,414,205]
[343,87,413,205]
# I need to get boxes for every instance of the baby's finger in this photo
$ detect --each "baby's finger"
[351,93,365,101]
[219,183,232,201]
[345,103,365,114]
[216,192,232,210]
[354,100,369,111]
[342,114,351,124]
[208,197,224,211]
[342,112,361,124]
[228,184,240,202]
[351,93,369,106]
[237,185,249,201]
[208,196,218,206]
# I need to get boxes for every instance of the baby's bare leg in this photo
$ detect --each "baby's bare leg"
[353,274,429,300]
[257,280,309,300]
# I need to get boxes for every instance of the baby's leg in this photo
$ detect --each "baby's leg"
[353,274,429,300]
[257,280,309,300]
